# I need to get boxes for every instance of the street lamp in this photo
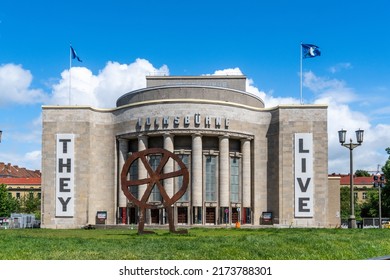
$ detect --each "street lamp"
[373,173,385,229]
[0,130,2,143]
[338,128,364,228]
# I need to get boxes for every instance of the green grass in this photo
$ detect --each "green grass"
[0,227,389,260]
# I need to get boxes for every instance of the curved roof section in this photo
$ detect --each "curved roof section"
[116,76,265,108]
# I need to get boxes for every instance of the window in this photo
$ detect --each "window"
[362,192,367,200]
[205,155,217,201]
[230,157,240,203]
[193,206,202,224]
[176,154,190,201]
[129,158,138,198]
[149,154,162,202]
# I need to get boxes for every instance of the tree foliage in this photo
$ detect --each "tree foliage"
[20,191,41,214]
[340,186,361,220]
[379,147,390,217]
[359,148,390,219]
[0,184,40,218]
[355,169,370,177]
[0,184,19,217]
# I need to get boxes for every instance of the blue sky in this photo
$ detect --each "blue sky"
[0,0,389,174]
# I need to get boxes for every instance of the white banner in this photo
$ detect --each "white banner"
[294,133,313,217]
[56,134,75,217]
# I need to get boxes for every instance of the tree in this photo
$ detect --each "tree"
[340,186,350,220]
[379,147,390,217]
[360,189,379,217]
[0,184,19,217]
[340,186,361,221]
[20,191,41,217]
[360,148,390,219]
[355,170,370,177]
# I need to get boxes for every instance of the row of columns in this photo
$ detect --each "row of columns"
[117,133,252,218]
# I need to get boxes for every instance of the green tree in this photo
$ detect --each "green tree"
[0,184,19,217]
[359,148,390,219]
[340,186,350,220]
[380,147,390,217]
[360,189,379,217]
[355,170,370,177]
[20,191,41,214]
[340,186,361,221]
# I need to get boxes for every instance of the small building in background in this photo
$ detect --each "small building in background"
[338,174,374,203]
[0,162,41,199]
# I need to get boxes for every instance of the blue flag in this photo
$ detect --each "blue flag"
[70,46,82,62]
[302,43,321,59]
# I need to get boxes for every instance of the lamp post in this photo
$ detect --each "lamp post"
[0,130,2,142]
[373,173,385,229]
[338,128,364,229]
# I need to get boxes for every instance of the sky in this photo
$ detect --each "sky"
[0,0,389,174]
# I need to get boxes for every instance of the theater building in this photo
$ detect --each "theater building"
[41,75,338,229]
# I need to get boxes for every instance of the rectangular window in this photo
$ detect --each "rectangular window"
[176,154,190,201]
[244,207,251,224]
[149,155,162,202]
[230,157,240,203]
[220,207,229,224]
[129,159,138,198]
[205,155,217,201]
[193,206,202,224]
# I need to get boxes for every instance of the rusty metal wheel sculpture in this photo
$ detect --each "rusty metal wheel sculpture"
[121,148,189,234]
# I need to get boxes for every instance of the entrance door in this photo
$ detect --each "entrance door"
[206,207,215,224]
[151,209,159,224]
[129,207,137,224]
[177,207,188,224]
[232,208,239,223]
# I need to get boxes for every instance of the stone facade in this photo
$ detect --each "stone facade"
[41,75,337,229]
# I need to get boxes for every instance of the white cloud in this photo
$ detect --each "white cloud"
[48,58,169,108]
[0,150,41,171]
[0,63,47,105]
[328,62,352,73]
[208,67,300,107]
[25,150,41,161]
[304,71,357,103]
[211,67,243,76]
[310,72,390,173]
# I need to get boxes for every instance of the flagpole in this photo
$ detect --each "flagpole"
[69,43,72,106]
[300,42,303,105]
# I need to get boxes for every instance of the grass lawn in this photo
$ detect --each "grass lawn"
[0,227,389,260]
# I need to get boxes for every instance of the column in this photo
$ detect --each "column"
[191,134,202,206]
[118,139,128,208]
[241,138,251,208]
[138,135,148,199]
[138,135,148,224]
[219,135,229,207]
[163,133,174,198]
